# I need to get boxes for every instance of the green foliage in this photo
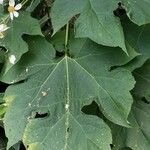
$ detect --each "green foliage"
[111,101,150,150]
[0,12,42,77]
[0,0,150,150]
[133,60,150,102]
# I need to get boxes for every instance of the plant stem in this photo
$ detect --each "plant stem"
[22,0,29,6]
[65,22,69,54]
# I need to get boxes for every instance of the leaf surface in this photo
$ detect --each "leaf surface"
[122,17,150,58]
[4,37,136,149]
[111,101,150,150]
[121,16,150,71]
[51,0,150,53]
[122,0,150,25]
[75,0,127,52]
[51,0,87,35]
[133,60,150,102]
[0,12,42,76]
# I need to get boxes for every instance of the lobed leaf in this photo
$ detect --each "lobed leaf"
[51,0,150,53]
[0,12,42,77]
[3,36,136,149]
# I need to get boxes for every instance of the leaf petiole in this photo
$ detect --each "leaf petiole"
[21,0,30,6]
[65,22,69,54]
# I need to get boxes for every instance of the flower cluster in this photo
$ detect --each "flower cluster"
[0,0,22,38]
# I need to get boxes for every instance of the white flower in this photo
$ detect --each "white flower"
[9,55,16,64]
[8,0,22,20]
[0,24,9,39]
[0,0,3,4]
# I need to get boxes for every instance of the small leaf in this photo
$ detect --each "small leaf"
[0,11,42,76]
[51,0,87,35]
[122,0,150,25]
[0,35,55,84]
[122,16,150,59]
[75,0,127,53]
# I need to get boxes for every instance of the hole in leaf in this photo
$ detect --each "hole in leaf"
[82,101,102,117]
[141,97,149,104]
[67,127,70,133]
[0,46,7,52]
[113,2,126,17]
[82,101,109,122]
[35,112,49,119]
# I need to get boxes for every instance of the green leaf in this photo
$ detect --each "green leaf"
[4,37,136,149]
[51,0,127,53]
[0,105,6,118]
[123,56,148,72]
[75,0,127,53]
[51,0,150,53]
[119,18,150,106]
[122,0,150,25]
[50,31,66,52]
[111,101,150,150]
[0,35,55,84]
[50,30,74,52]
[9,142,21,150]
[120,16,150,72]
[0,11,42,77]
[51,0,87,35]
[1,33,138,84]
[133,60,150,102]
[122,16,150,59]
